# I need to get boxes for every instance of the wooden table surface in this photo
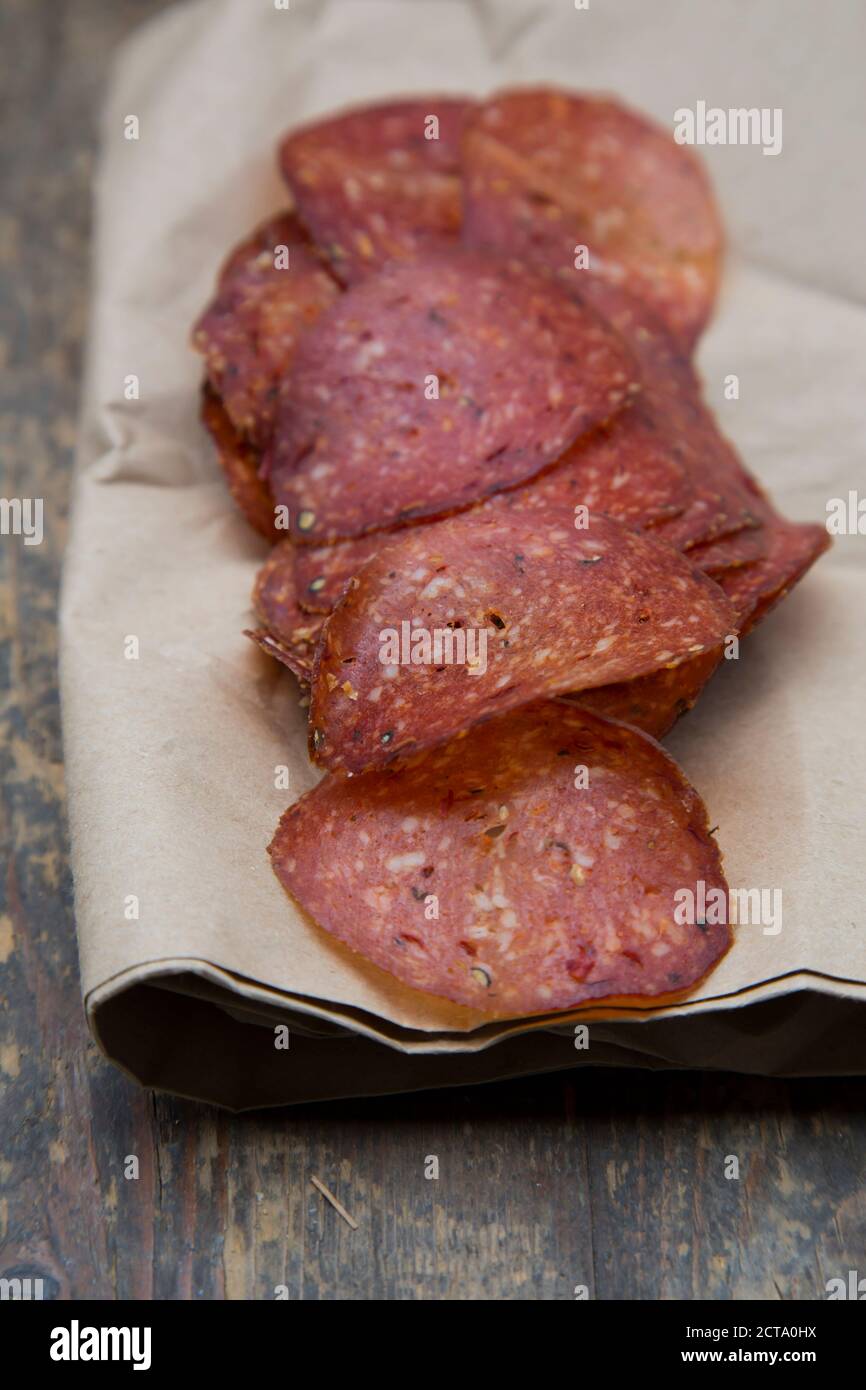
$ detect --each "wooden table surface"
[1,0,863,1301]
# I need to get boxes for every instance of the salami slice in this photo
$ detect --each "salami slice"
[245,626,318,684]
[279,98,472,284]
[200,386,277,540]
[295,534,384,615]
[690,526,768,576]
[295,513,722,741]
[269,702,731,1016]
[293,405,693,614]
[556,279,762,550]
[573,648,724,739]
[501,408,692,530]
[308,508,735,773]
[265,251,638,543]
[715,519,830,634]
[574,278,692,384]
[649,478,760,553]
[192,212,339,447]
[461,89,723,350]
[251,541,324,680]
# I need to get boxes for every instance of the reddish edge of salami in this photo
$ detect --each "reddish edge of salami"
[279,97,473,284]
[690,526,768,576]
[192,212,339,447]
[252,542,324,680]
[716,520,830,634]
[308,509,736,773]
[560,280,762,550]
[461,88,723,350]
[269,702,731,1016]
[265,250,638,543]
[245,627,317,684]
[200,386,277,540]
[650,479,760,553]
[572,648,724,739]
[590,287,763,549]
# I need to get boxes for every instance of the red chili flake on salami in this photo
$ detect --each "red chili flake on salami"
[269,702,731,1016]
[264,251,638,543]
[278,98,473,284]
[308,509,735,773]
[250,541,324,681]
[192,212,339,447]
[199,386,278,540]
[714,518,830,634]
[461,88,723,351]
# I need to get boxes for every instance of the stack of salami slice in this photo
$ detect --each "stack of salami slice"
[193,90,829,1019]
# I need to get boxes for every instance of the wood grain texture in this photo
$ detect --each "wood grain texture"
[0,0,864,1302]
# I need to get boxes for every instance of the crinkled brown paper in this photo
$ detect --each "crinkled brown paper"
[59,0,866,1107]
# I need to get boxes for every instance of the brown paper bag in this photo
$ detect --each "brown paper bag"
[60,0,866,1107]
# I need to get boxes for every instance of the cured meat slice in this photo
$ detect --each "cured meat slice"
[192,212,339,446]
[573,648,724,739]
[585,296,763,549]
[245,626,318,684]
[283,281,740,591]
[251,541,324,680]
[279,97,472,283]
[293,409,693,614]
[264,250,636,542]
[574,278,692,385]
[499,409,692,530]
[715,519,830,634]
[269,702,731,1016]
[690,526,767,576]
[200,386,277,540]
[549,280,761,550]
[461,88,723,350]
[649,477,760,552]
[265,251,638,543]
[308,508,736,773]
[294,533,384,615]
